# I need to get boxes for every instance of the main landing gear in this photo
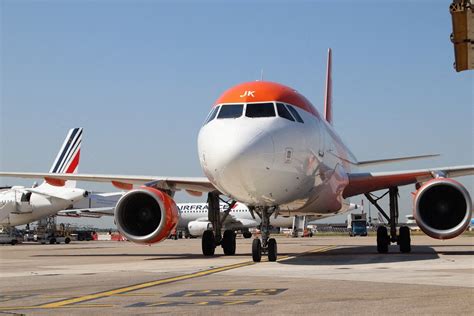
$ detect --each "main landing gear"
[251,206,278,262]
[200,193,278,262]
[201,192,237,256]
[365,187,411,253]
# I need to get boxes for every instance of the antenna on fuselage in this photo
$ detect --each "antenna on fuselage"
[260,69,264,81]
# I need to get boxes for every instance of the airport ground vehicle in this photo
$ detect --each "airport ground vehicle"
[75,230,95,241]
[1,49,472,262]
[35,218,72,244]
[0,230,22,245]
[348,213,368,236]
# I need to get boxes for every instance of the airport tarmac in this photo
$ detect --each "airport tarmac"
[0,235,473,315]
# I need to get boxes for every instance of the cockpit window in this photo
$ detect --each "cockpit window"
[286,105,304,123]
[245,102,276,118]
[204,106,220,124]
[217,104,243,119]
[276,103,295,121]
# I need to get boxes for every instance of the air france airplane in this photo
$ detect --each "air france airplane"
[62,201,297,239]
[1,49,472,262]
[0,128,87,227]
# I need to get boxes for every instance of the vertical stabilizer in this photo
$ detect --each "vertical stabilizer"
[45,128,83,188]
[324,48,333,125]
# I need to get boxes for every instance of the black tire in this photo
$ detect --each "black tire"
[243,231,252,239]
[65,237,71,244]
[49,238,56,245]
[11,239,17,245]
[268,238,277,262]
[252,239,262,262]
[399,226,411,253]
[376,226,389,253]
[222,230,236,255]
[202,230,216,256]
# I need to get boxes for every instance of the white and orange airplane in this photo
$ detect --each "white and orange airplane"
[1,49,472,262]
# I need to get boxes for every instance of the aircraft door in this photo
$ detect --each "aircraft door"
[18,191,33,213]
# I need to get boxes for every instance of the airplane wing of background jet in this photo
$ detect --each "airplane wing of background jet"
[0,172,215,195]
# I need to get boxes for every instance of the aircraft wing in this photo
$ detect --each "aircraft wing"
[343,165,474,198]
[0,172,216,194]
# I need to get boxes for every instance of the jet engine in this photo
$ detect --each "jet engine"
[187,221,212,237]
[413,178,472,239]
[114,187,179,244]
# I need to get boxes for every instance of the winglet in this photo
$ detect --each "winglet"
[324,48,333,125]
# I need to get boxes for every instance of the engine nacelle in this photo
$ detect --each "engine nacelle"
[413,178,472,239]
[114,187,179,244]
[187,221,212,237]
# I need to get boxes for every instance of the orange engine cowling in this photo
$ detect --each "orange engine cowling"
[114,187,179,244]
[413,178,472,239]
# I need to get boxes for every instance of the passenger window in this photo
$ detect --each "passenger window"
[287,105,304,123]
[204,106,220,124]
[276,103,295,121]
[217,104,243,119]
[245,103,276,118]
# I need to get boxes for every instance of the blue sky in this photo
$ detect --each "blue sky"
[1,0,472,228]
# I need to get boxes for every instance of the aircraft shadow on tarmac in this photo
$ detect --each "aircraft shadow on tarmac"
[31,253,234,260]
[30,245,472,262]
[278,245,442,266]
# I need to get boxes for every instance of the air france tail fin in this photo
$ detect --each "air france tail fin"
[45,128,83,188]
[324,48,333,125]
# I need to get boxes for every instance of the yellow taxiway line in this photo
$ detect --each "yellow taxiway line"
[0,245,335,311]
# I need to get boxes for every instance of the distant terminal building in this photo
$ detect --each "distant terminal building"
[450,0,474,71]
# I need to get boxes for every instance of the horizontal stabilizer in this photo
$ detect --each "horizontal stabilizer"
[357,154,439,167]
[58,207,115,218]
[25,188,72,201]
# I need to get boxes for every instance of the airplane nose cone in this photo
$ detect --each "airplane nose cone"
[198,122,275,204]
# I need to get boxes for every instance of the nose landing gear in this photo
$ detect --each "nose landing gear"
[201,192,278,262]
[251,206,278,262]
